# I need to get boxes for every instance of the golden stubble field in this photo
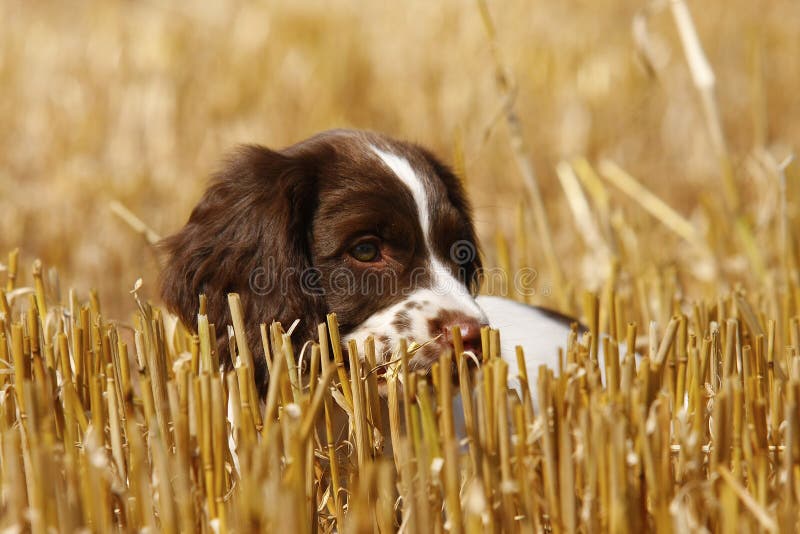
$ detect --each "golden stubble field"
[2,0,798,319]
[2,1,800,532]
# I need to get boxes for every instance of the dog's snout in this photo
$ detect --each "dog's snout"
[442,317,484,355]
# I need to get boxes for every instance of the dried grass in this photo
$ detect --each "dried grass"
[2,238,800,531]
[2,0,800,531]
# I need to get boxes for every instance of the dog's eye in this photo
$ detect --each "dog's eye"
[350,241,381,263]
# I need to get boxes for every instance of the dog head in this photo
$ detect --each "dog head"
[160,129,487,393]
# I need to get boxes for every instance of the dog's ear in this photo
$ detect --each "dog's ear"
[159,145,325,394]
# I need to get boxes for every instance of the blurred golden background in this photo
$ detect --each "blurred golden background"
[2,0,798,322]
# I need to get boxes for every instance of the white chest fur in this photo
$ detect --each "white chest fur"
[475,295,577,391]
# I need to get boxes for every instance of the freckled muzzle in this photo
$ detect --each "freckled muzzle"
[356,306,486,397]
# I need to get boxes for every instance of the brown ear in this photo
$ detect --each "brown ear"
[159,145,325,394]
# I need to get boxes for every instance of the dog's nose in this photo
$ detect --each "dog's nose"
[442,318,484,356]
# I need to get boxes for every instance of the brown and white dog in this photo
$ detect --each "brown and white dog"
[160,129,576,396]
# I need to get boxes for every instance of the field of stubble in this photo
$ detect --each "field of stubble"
[1,0,800,532]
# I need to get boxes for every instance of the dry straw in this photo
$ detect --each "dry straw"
[2,1,800,531]
[3,245,799,532]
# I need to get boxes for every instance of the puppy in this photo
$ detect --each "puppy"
[159,129,577,395]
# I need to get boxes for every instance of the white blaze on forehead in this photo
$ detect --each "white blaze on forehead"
[369,145,485,319]
[370,146,431,237]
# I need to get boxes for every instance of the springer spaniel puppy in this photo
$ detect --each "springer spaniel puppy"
[160,129,576,395]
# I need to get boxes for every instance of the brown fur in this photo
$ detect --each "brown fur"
[159,129,481,395]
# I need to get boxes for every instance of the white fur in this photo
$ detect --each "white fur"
[350,147,585,390]
[343,147,487,363]
[369,146,482,313]
[429,258,485,317]
[343,289,473,366]
[475,295,573,389]
[476,296,624,401]
[369,147,431,236]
